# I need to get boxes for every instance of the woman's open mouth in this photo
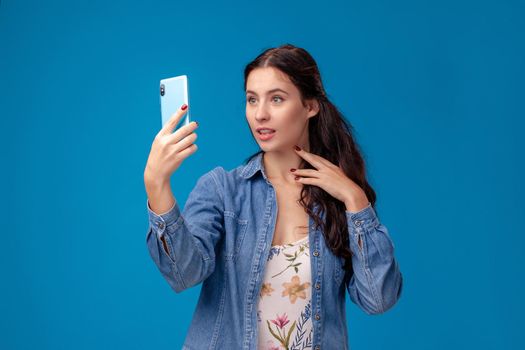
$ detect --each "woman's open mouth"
[257,129,276,141]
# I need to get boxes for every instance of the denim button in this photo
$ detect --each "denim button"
[315,282,320,290]
[313,250,319,257]
[157,222,165,230]
[315,346,320,350]
[314,313,320,320]
[354,220,361,226]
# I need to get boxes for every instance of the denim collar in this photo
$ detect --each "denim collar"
[240,150,322,222]
[240,151,267,180]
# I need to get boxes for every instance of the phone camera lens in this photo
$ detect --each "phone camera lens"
[160,84,165,96]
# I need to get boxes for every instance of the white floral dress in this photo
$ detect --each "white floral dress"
[257,235,313,350]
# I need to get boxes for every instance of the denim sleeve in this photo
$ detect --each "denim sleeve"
[345,203,403,315]
[145,167,225,293]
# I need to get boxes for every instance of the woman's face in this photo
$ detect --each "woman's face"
[245,67,318,152]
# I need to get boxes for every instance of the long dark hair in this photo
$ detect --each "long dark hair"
[243,44,378,274]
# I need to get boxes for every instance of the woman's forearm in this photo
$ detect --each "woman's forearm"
[144,172,176,215]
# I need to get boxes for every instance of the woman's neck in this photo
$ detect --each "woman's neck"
[262,149,307,186]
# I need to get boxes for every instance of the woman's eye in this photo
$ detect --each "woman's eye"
[246,96,282,104]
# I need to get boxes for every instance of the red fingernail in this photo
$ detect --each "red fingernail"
[290,168,296,172]
[181,104,188,110]
[294,145,301,151]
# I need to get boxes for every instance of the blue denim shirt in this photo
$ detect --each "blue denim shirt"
[146,151,403,350]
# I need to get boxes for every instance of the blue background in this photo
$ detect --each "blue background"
[1,0,524,349]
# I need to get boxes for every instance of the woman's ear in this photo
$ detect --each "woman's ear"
[306,98,320,119]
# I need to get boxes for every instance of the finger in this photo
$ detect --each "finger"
[176,143,198,160]
[293,147,328,169]
[160,104,189,135]
[171,130,198,152]
[308,152,334,168]
[166,121,199,144]
[291,168,320,178]
[294,175,319,186]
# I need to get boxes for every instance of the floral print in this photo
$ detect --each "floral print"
[272,242,309,278]
[260,282,275,297]
[282,276,310,304]
[257,236,312,350]
[266,313,296,349]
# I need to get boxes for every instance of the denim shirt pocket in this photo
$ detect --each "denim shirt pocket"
[223,210,249,262]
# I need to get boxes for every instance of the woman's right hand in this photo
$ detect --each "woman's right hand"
[144,104,199,187]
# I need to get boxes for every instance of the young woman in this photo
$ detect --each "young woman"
[144,44,403,350]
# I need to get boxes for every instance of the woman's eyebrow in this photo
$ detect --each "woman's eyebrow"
[245,88,289,95]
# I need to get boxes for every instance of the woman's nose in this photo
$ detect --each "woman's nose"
[254,103,270,121]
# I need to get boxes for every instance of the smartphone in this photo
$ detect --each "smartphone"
[160,75,191,129]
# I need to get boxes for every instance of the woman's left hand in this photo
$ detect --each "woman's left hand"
[292,145,370,212]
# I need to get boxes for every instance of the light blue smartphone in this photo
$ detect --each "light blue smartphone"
[160,75,190,129]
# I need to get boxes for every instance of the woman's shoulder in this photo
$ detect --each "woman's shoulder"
[198,162,255,199]
[198,153,261,196]
[206,164,248,185]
